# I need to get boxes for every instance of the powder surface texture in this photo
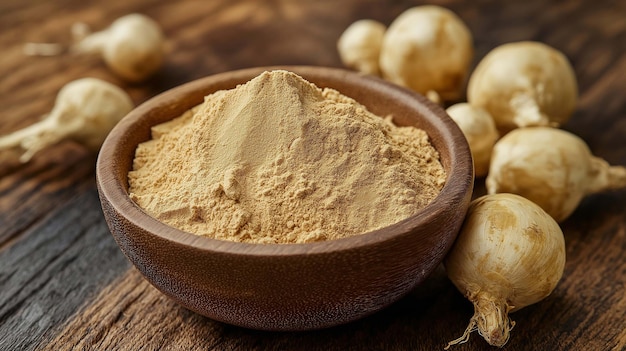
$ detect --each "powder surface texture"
[128,70,446,244]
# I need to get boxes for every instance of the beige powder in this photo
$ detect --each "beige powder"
[128,70,446,244]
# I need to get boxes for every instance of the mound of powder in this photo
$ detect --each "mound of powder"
[128,70,446,244]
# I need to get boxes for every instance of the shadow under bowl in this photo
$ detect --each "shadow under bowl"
[95,65,474,331]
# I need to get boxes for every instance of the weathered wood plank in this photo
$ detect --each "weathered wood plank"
[35,199,626,351]
[36,219,626,351]
[0,0,625,350]
[0,190,130,351]
[0,147,95,249]
[40,266,460,351]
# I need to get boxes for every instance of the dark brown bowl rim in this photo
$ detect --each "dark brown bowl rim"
[96,65,473,257]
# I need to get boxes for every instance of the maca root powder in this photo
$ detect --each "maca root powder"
[128,70,446,244]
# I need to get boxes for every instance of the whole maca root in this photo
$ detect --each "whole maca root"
[468,41,578,133]
[0,78,134,162]
[379,5,474,102]
[337,19,386,76]
[486,127,626,222]
[72,14,165,82]
[25,14,165,82]
[446,103,498,178]
[445,193,566,348]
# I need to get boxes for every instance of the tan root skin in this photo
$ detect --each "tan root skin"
[379,5,473,101]
[0,78,133,162]
[444,193,566,348]
[446,103,498,177]
[486,127,626,222]
[467,41,578,133]
[337,19,386,76]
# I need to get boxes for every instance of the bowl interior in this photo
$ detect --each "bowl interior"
[97,65,473,256]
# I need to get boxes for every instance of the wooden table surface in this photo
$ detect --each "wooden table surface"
[1,0,625,350]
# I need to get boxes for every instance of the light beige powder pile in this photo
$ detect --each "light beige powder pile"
[128,70,445,244]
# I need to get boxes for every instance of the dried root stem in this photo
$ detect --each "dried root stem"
[445,294,515,349]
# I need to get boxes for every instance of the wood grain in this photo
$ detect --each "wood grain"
[0,190,130,350]
[0,147,94,249]
[41,267,463,351]
[0,0,625,350]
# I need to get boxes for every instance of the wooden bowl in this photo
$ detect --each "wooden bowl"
[96,66,474,331]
